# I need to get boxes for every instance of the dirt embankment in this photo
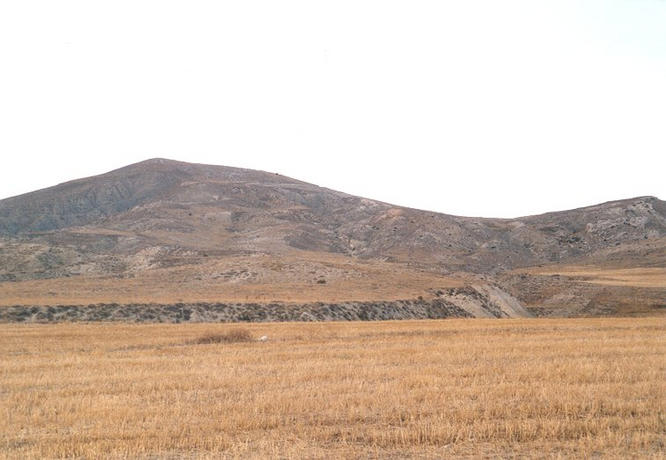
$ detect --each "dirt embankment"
[0,299,472,323]
[0,285,529,323]
[0,286,531,323]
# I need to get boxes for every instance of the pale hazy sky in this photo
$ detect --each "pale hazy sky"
[0,1,664,217]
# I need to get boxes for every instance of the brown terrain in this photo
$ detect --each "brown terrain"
[0,158,664,321]
[2,160,665,459]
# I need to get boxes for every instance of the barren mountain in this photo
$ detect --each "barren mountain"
[0,158,664,320]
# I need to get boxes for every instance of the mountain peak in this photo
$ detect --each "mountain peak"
[1,160,664,263]
[0,159,663,318]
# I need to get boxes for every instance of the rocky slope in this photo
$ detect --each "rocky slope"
[0,158,664,319]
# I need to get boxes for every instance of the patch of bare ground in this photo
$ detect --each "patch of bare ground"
[0,318,664,458]
[0,253,463,307]
[501,266,666,317]
[524,266,666,288]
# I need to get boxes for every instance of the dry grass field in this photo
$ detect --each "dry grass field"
[1,318,664,459]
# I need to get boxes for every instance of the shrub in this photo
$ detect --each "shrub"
[193,329,253,344]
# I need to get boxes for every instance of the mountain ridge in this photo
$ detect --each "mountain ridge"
[1,157,662,231]
[0,159,664,318]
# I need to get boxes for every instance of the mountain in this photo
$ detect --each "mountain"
[0,158,664,319]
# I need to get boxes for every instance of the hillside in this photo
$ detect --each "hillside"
[0,158,664,319]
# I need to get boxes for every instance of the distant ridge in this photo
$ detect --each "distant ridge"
[0,159,664,318]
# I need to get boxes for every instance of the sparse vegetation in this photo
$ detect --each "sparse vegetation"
[1,317,664,458]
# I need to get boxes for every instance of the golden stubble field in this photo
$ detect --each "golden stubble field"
[1,318,664,459]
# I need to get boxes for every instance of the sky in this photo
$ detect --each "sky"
[0,1,664,218]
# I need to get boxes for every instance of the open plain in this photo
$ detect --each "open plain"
[1,317,664,459]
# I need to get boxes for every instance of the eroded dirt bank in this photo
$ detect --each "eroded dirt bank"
[0,286,532,323]
[0,299,472,323]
